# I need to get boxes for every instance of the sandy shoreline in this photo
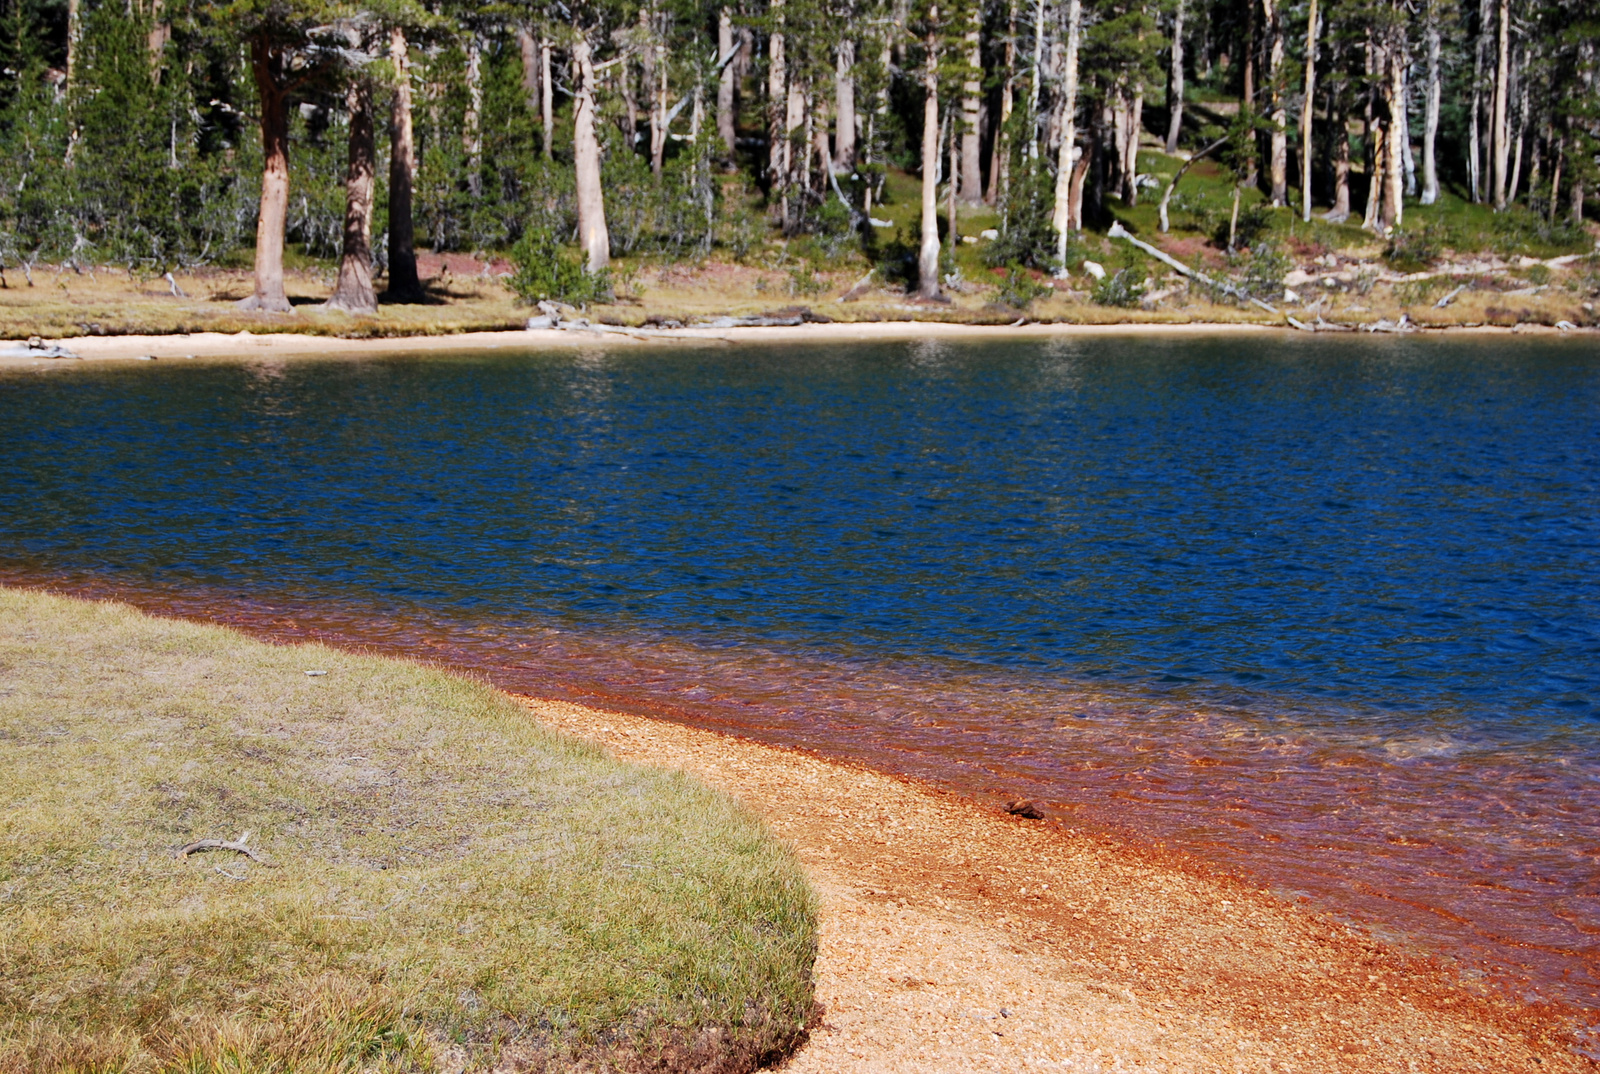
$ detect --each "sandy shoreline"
[522,695,1588,1073]
[0,317,1590,370]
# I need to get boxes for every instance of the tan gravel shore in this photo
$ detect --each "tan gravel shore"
[0,317,1586,371]
[521,695,1589,1074]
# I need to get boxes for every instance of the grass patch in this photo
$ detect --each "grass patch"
[0,588,816,1073]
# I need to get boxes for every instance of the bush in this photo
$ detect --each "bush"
[996,263,1052,309]
[1239,242,1290,300]
[1384,223,1444,271]
[508,227,609,306]
[1092,269,1146,307]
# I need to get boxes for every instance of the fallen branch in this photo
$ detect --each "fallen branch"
[1107,222,1279,315]
[176,830,276,866]
[1157,136,1229,234]
[1433,284,1467,308]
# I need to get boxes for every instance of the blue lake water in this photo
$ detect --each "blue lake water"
[2,334,1597,1007]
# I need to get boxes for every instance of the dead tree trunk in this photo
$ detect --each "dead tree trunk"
[919,7,943,299]
[573,35,611,273]
[519,28,540,116]
[387,27,422,300]
[719,7,738,158]
[1300,0,1317,219]
[769,0,789,220]
[836,38,857,170]
[464,35,483,198]
[1052,0,1081,263]
[541,38,554,160]
[1264,0,1287,206]
[327,79,378,314]
[987,0,1015,203]
[241,35,293,313]
[1421,1,1440,204]
[960,18,982,202]
[1329,95,1351,221]
[1166,0,1185,153]
[1026,0,1044,159]
[1491,0,1510,208]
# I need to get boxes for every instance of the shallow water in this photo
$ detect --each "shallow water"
[3,335,1597,1007]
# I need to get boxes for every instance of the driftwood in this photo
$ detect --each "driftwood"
[1107,222,1279,315]
[176,830,276,866]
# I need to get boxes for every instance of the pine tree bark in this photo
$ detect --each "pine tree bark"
[1399,50,1416,198]
[1421,3,1440,205]
[651,32,668,175]
[327,79,378,314]
[719,8,738,158]
[919,8,943,299]
[836,39,857,170]
[1052,0,1081,263]
[148,0,170,66]
[1491,0,1510,209]
[960,20,982,202]
[1264,0,1287,206]
[1300,0,1316,219]
[519,28,540,117]
[987,0,1015,203]
[573,36,611,273]
[241,34,293,313]
[387,27,422,300]
[1329,97,1351,222]
[1026,0,1045,159]
[1166,0,1185,153]
[1468,0,1491,201]
[1383,43,1405,229]
[769,0,788,218]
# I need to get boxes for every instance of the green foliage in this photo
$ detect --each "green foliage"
[1092,268,1145,308]
[1238,243,1289,301]
[1384,222,1445,272]
[996,264,1051,309]
[508,227,609,305]
[986,155,1059,271]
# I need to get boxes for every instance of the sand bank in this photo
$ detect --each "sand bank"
[2,317,1585,371]
[521,695,1587,1073]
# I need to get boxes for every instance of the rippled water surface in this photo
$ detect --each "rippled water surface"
[2,335,1597,1006]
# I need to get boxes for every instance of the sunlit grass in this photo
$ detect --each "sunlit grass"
[0,588,816,1073]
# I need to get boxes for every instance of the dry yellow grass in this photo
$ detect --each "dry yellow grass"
[0,588,816,1073]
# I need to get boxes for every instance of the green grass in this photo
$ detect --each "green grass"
[0,588,816,1073]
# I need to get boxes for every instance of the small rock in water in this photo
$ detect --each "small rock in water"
[1005,799,1045,819]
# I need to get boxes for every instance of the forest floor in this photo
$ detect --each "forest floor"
[2,153,1597,344]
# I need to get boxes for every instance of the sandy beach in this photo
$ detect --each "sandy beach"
[522,695,1588,1073]
[0,317,1588,372]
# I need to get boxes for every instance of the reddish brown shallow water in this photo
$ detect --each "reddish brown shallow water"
[12,568,1600,1020]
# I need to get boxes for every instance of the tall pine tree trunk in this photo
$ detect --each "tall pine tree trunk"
[541,38,554,159]
[836,39,856,170]
[328,79,377,314]
[1027,0,1044,159]
[573,36,611,273]
[1052,0,1081,264]
[718,8,738,158]
[987,0,1015,203]
[387,27,421,300]
[1166,0,1184,153]
[1329,96,1351,221]
[1300,0,1316,219]
[1421,3,1440,204]
[1265,0,1287,206]
[519,28,540,117]
[960,19,982,202]
[241,35,292,313]
[1383,42,1405,229]
[651,32,668,175]
[1491,0,1510,208]
[1468,0,1490,201]
[919,8,943,299]
[768,0,788,220]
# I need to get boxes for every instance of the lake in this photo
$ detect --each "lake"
[3,333,1596,1009]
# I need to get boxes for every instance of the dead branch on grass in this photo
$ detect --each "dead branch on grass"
[176,830,277,866]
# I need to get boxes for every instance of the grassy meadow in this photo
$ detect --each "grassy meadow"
[0,587,816,1073]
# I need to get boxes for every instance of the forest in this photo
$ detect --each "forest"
[0,0,1595,321]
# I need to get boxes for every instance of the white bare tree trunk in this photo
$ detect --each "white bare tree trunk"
[572,36,611,273]
[464,34,483,198]
[960,21,983,202]
[518,28,540,116]
[769,0,788,218]
[718,8,737,158]
[1264,0,1287,206]
[1421,3,1440,204]
[540,38,553,160]
[920,9,943,299]
[1300,0,1317,219]
[1166,0,1185,153]
[836,38,857,170]
[1052,0,1081,266]
[1385,44,1405,230]
[1027,0,1045,159]
[988,0,1015,203]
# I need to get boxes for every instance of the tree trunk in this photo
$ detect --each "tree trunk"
[1329,98,1350,221]
[1300,0,1316,219]
[960,21,982,202]
[919,11,942,299]
[1383,44,1405,230]
[1052,0,1081,264]
[1469,0,1490,201]
[327,79,377,314]
[66,0,79,89]
[573,36,611,273]
[836,38,856,170]
[1166,0,1185,153]
[719,8,738,159]
[1399,48,1416,198]
[541,39,554,160]
[769,0,788,216]
[147,0,169,66]
[987,0,1015,203]
[1421,4,1440,204]
[651,34,668,175]
[1027,0,1045,159]
[1506,57,1526,205]
[947,105,959,239]
[1572,180,1585,225]
[1491,0,1510,209]
[1264,0,1286,206]
[241,35,292,313]
[1549,136,1564,222]
[464,35,483,198]
[387,27,421,300]
[518,28,540,116]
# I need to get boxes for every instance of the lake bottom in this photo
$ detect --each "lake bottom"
[14,567,1599,1018]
